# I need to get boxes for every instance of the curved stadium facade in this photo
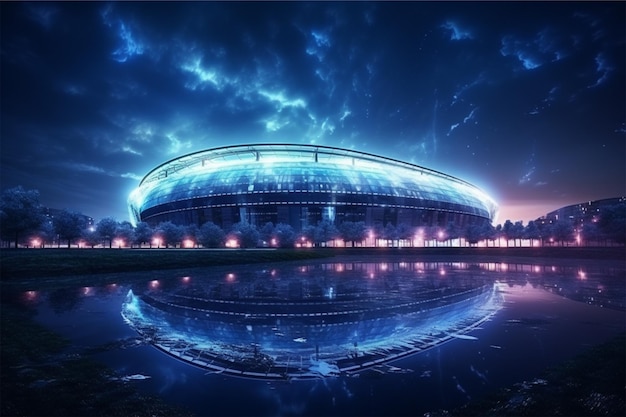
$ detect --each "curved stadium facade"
[128,144,497,231]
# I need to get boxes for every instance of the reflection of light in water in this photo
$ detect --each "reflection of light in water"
[226,273,235,282]
[578,270,586,280]
[24,290,38,301]
[82,287,93,296]
[121,264,504,380]
[181,276,191,283]
[150,280,160,289]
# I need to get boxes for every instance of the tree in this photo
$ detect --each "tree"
[133,222,153,248]
[158,221,184,248]
[396,223,414,247]
[511,221,525,247]
[274,223,296,248]
[446,221,461,247]
[370,223,384,247]
[96,217,118,248]
[315,220,339,247]
[502,220,514,247]
[259,222,275,245]
[198,221,225,248]
[82,228,101,248]
[184,224,200,247]
[465,223,483,246]
[581,222,600,246]
[115,221,135,247]
[383,223,398,247]
[597,203,626,245]
[231,222,259,248]
[36,220,56,247]
[53,210,87,248]
[480,223,495,246]
[550,220,575,246]
[339,221,367,247]
[494,224,503,247]
[524,220,541,247]
[302,224,317,246]
[0,186,45,248]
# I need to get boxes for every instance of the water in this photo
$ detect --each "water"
[10,256,625,416]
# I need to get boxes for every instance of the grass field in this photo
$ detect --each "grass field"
[0,248,334,281]
[1,246,623,282]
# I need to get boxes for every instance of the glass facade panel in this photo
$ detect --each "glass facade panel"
[129,144,498,230]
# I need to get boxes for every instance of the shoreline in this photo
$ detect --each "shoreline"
[1,246,623,282]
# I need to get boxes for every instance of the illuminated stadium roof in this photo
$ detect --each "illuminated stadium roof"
[129,144,498,228]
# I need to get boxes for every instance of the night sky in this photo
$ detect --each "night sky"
[1,2,624,224]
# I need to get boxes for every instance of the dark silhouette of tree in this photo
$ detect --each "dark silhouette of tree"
[158,221,184,248]
[96,217,118,248]
[550,220,575,246]
[480,222,495,246]
[370,223,384,247]
[597,203,626,245]
[115,221,135,247]
[33,220,56,247]
[302,224,316,246]
[383,223,397,247]
[465,223,483,246]
[184,224,200,247]
[339,221,367,247]
[198,221,225,248]
[0,186,45,248]
[511,221,525,247]
[53,210,87,248]
[274,223,296,248]
[313,220,339,247]
[502,220,514,247]
[446,221,461,247]
[82,228,101,248]
[581,222,600,246]
[259,222,275,245]
[524,220,541,247]
[133,222,153,247]
[231,222,259,248]
[494,224,503,247]
[396,223,414,247]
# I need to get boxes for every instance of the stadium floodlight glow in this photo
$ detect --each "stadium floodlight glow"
[128,144,498,231]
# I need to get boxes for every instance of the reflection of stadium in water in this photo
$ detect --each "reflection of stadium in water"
[122,261,504,380]
[121,259,624,379]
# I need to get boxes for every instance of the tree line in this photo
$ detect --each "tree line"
[1,186,624,249]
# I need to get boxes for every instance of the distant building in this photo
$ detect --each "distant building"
[43,207,94,229]
[538,197,626,228]
[128,144,498,231]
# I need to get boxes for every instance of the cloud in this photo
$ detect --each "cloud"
[180,56,223,91]
[447,107,478,136]
[500,35,543,70]
[588,52,612,88]
[441,21,473,41]
[101,5,145,62]
[54,162,140,181]
[26,4,59,29]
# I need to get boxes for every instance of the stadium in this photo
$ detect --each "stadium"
[128,144,497,231]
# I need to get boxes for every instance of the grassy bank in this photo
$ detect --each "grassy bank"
[428,332,625,416]
[1,246,623,282]
[0,304,193,417]
[0,248,334,281]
